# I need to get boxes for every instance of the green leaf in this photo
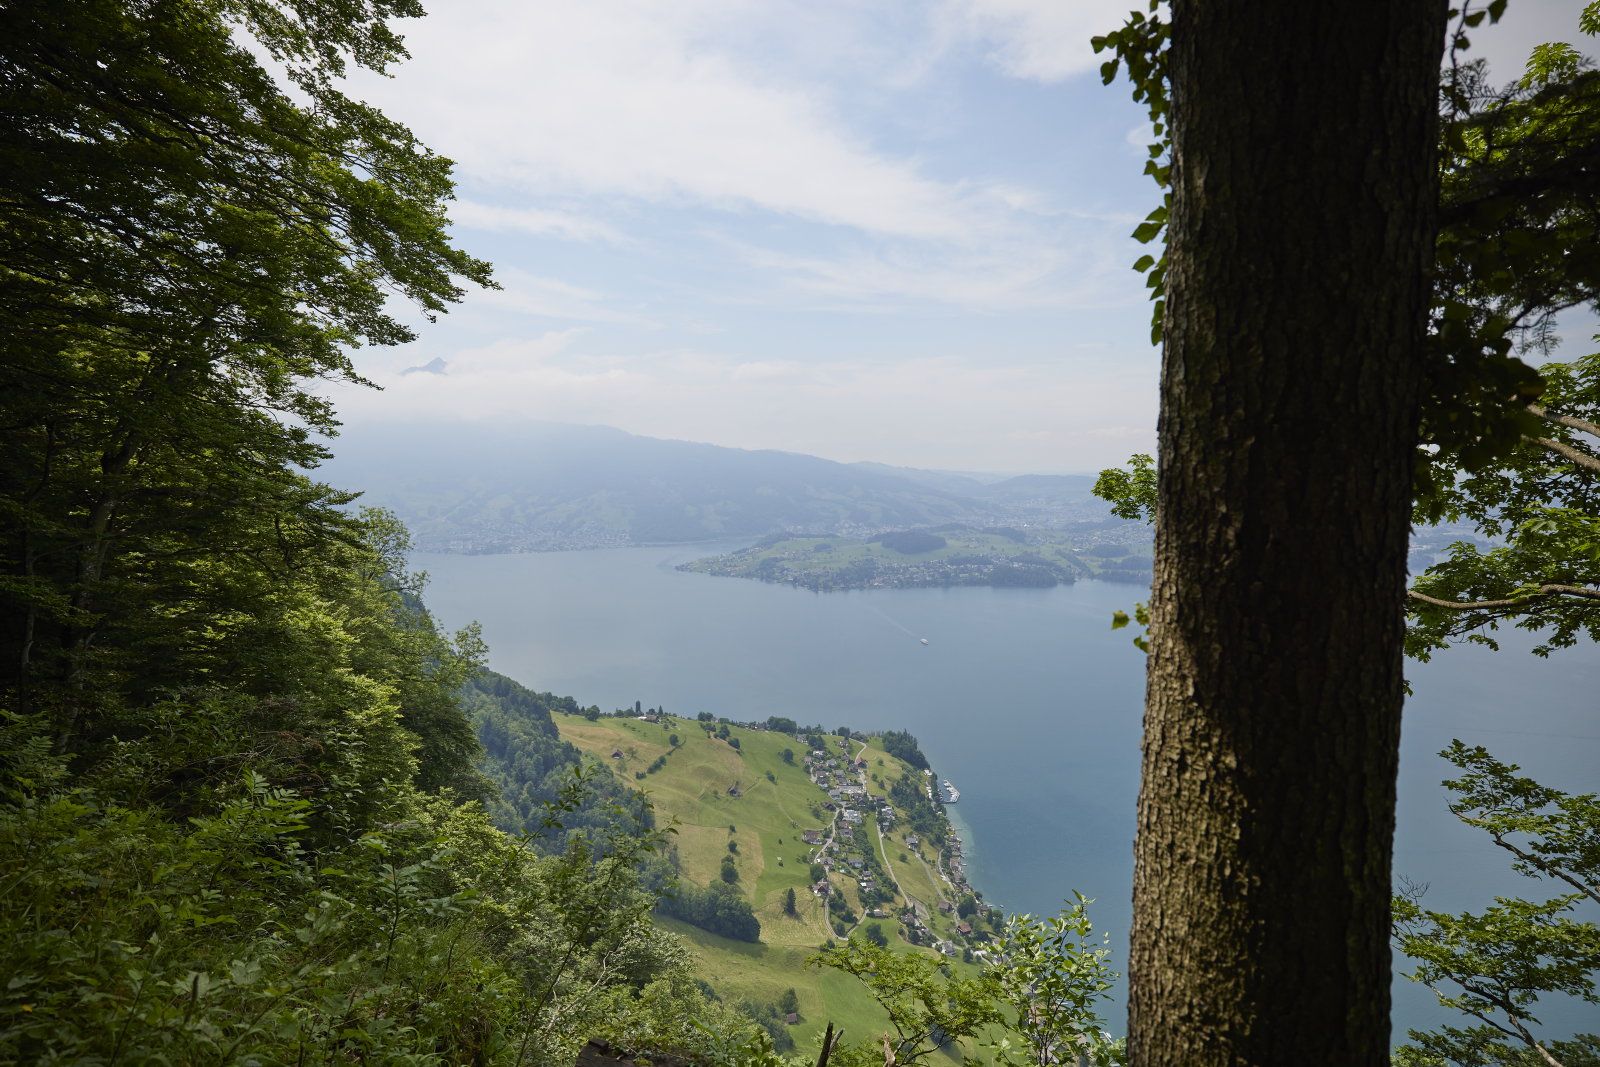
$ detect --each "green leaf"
[1131,221,1163,243]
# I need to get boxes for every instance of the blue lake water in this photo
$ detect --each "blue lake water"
[414,543,1599,1041]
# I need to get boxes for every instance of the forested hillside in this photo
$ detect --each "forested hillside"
[0,2,768,1062]
[467,668,652,845]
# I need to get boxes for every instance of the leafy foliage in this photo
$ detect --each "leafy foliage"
[469,668,651,847]
[0,0,494,751]
[1091,454,1156,525]
[1090,3,1170,345]
[813,898,1128,1067]
[0,2,769,1062]
[1408,352,1600,659]
[880,729,930,771]
[1092,5,1600,659]
[989,895,1123,1067]
[657,879,763,943]
[810,937,1002,1067]
[0,755,755,1066]
[1394,744,1600,1066]
[876,530,949,555]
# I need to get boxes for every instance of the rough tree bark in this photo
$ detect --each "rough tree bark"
[1127,3,1447,1064]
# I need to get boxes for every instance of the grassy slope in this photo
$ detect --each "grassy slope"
[554,714,988,1058]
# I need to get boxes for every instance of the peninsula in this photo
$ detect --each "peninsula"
[680,526,1152,591]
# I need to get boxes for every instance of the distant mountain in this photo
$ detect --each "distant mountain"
[401,356,449,376]
[319,421,1128,552]
[847,461,1004,494]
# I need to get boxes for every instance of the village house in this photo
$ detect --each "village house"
[956,921,973,937]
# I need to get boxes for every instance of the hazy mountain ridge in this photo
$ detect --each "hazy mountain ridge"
[321,422,1124,552]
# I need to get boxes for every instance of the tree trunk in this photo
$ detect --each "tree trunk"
[1127,4,1446,1064]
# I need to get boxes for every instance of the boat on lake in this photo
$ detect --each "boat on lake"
[941,779,960,803]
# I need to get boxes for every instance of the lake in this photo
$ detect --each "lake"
[415,543,1599,1041]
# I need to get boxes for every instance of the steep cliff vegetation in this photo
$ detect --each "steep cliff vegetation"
[0,1,771,1061]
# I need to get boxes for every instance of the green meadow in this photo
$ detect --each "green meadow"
[553,713,992,1057]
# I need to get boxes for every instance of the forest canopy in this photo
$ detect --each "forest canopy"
[0,3,771,1063]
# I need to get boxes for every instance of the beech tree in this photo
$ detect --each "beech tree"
[1095,4,1600,655]
[0,0,492,748]
[1096,2,1449,1062]
[1093,3,1600,1063]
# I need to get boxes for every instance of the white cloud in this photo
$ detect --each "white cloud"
[349,2,1028,241]
[315,2,1167,471]
[1124,122,1155,152]
[937,0,1134,83]
[724,224,1140,312]
[451,199,627,244]
[470,268,643,324]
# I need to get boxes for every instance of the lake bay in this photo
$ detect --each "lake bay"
[415,543,1599,1039]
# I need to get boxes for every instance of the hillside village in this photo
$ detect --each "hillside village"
[549,707,1005,1049]
[800,737,991,961]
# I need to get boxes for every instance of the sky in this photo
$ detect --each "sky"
[326,0,1597,475]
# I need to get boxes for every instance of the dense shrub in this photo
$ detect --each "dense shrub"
[655,881,762,943]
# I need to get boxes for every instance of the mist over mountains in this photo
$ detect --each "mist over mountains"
[320,421,1119,552]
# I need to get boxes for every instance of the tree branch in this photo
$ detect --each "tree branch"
[1408,585,1600,611]
[1485,830,1600,909]
[1452,976,1562,1067]
[1532,435,1600,474]
[1529,403,1600,441]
